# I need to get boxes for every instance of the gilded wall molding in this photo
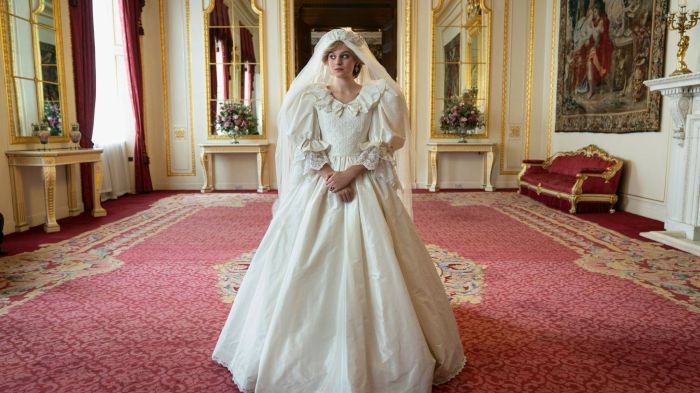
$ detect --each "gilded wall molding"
[523,0,535,160]
[405,0,414,182]
[283,0,293,90]
[185,0,196,174]
[159,0,171,175]
[252,0,266,141]
[546,0,558,158]
[498,0,517,175]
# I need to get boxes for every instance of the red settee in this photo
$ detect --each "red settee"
[518,145,623,214]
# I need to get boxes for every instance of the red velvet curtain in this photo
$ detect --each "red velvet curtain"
[69,0,96,211]
[210,0,232,98]
[120,0,152,193]
[209,36,218,125]
[239,26,256,103]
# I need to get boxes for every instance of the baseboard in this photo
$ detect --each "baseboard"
[153,182,201,190]
[20,205,72,231]
[3,216,16,236]
[640,231,700,256]
[419,179,518,190]
[155,182,261,191]
[619,194,666,221]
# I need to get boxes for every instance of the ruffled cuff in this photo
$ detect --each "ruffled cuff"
[357,141,394,170]
[294,139,331,174]
[303,151,330,173]
[357,142,400,190]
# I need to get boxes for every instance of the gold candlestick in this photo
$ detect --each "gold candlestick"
[666,5,699,76]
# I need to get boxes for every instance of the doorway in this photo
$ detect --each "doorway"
[294,0,397,79]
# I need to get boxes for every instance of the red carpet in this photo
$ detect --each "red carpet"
[0,192,698,392]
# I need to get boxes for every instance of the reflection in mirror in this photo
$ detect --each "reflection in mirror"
[1,0,67,142]
[431,0,491,140]
[37,0,55,28]
[205,0,264,139]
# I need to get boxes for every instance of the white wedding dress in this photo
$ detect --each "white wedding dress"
[213,79,465,393]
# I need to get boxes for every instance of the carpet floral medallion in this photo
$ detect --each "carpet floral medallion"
[214,245,486,306]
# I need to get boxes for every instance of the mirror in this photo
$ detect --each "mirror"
[431,0,491,140]
[204,0,265,140]
[1,0,68,143]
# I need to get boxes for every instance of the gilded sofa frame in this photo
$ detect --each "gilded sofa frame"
[517,144,624,214]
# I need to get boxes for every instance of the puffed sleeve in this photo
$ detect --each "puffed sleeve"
[288,85,331,174]
[356,80,407,189]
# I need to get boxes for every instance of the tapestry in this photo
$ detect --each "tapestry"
[555,0,668,133]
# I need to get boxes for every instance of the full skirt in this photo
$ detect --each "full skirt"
[213,157,465,393]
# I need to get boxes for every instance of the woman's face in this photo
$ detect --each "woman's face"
[326,44,358,78]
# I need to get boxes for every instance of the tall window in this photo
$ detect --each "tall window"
[92,0,134,145]
[91,0,134,198]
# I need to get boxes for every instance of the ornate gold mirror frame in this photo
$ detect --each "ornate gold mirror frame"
[0,0,69,144]
[203,0,266,140]
[430,0,491,140]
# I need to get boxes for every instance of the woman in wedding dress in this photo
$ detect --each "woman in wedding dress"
[213,28,465,393]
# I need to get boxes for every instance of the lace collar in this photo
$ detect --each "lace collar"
[307,80,387,117]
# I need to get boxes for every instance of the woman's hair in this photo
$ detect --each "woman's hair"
[322,40,364,77]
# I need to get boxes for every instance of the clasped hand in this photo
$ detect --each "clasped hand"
[319,166,363,203]
[326,170,354,192]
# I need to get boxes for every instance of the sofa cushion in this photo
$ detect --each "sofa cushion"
[548,154,612,177]
[520,172,576,193]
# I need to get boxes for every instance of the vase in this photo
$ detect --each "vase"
[70,130,82,149]
[38,130,50,150]
[456,128,472,143]
[230,133,240,144]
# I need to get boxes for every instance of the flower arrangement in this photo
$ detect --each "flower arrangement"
[215,101,259,142]
[440,88,484,142]
[44,102,62,136]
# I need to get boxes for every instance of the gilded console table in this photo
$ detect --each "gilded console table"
[5,148,106,233]
[199,143,270,193]
[427,142,496,192]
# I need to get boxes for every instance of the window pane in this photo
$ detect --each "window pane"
[15,78,40,134]
[9,0,31,20]
[10,16,35,79]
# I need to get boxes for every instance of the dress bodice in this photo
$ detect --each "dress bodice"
[288,79,403,190]
[316,101,372,157]
[308,82,385,157]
